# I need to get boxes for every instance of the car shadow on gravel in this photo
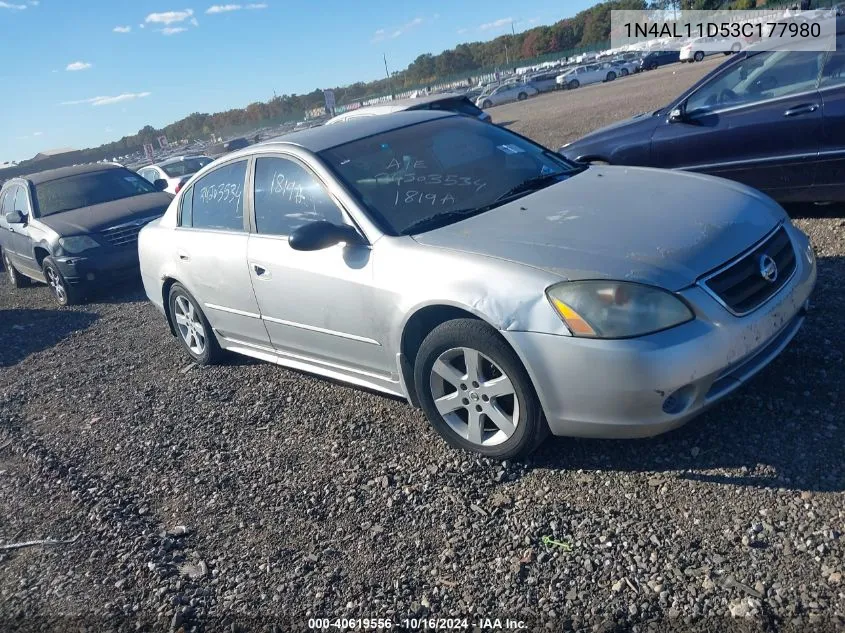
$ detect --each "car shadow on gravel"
[527,253,844,494]
[0,308,98,368]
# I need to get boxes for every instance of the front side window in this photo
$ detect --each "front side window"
[188,160,246,231]
[820,43,845,88]
[320,117,581,235]
[34,169,157,217]
[687,51,825,114]
[1,187,16,214]
[253,157,344,236]
[14,185,30,215]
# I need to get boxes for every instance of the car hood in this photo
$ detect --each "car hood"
[560,111,657,154]
[411,166,785,291]
[37,192,173,235]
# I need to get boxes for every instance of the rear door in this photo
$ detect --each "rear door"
[172,158,271,349]
[651,51,825,198]
[815,41,845,197]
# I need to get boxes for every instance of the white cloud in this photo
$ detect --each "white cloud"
[33,131,42,136]
[0,1,27,9]
[145,9,193,25]
[190,16,199,26]
[113,25,131,33]
[206,3,240,12]
[62,92,151,107]
[66,61,92,71]
[457,28,468,34]
[160,26,188,35]
[206,3,267,13]
[479,17,513,31]
[371,16,423,43]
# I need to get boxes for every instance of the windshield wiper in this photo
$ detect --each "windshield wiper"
[402,207,490,235]
[494,172,568,203]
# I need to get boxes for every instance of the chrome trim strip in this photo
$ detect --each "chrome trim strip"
[674,151,818,172]
[204,303,262,319]
[261,315,381,346]
[221,335,392,381]
[697,223,797,317]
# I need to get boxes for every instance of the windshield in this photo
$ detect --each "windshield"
[319,117,581,235]
[161,157,212,177]
[34,168,157,216]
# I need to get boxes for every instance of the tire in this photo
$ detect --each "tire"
[414,319,548,460]
[517,92,528,101]
[2,249,30,289]
[42,256,78,306]
[482,99,492,109]
[694,51,704,62]
[167,283,223,365]
[606,71,617,81]
[568,79,580,90]
[620,68,629,77]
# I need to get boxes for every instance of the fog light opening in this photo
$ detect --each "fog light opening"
[662,385,695,415]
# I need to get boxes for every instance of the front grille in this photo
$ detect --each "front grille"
[100,216,158,247]
[702,226,796,315]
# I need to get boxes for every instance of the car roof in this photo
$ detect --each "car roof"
[255,110,455,153]
[327,93,468,122]
[20,162,124,185]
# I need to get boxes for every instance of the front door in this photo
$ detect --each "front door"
[173,159,271,349]
[815,42,845,196]
[652,51,825,198]
[246,154,391,377]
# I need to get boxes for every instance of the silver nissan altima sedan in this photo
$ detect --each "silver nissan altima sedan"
[138,111,816,459]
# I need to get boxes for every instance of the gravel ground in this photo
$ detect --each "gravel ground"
[1,59,844,633]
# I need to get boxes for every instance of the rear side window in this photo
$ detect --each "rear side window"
[188,160,246,231]
[179,186,193,227]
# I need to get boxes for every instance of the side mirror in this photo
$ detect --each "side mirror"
[288,221,364,251]
[5,210,24,225]
[668,105,687,123]
[153,179,169,191]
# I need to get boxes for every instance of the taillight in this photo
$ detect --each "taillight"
[175,179,187,193]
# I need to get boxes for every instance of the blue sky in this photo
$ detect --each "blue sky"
[0,0,593,163]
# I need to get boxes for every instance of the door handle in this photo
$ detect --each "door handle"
[177,250,191,261]
[251,263,271,278]
[783,103,819,117]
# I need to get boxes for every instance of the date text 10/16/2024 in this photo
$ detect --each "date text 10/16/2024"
[308,617,529,630]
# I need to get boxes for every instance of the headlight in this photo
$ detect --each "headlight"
[546,280,694,339]
[59,235,100,254]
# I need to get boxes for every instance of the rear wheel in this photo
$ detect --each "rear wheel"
[482,99,493,109]
[517,92,528,101]
[415,319,548,460]
[606,71,617,81]
[2,249,30,289]
[620,68,629,77]
[168,283,223,365]
[568,79,580,89]
[694,51,704,62]
[42,257,77,306]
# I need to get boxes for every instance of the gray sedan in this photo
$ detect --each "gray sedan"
[138,111,816,459]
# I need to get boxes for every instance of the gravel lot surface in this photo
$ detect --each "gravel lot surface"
[2,59,844,632]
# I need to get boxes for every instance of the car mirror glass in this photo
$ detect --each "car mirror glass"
[5,210,24,224]
[153,179,169,191]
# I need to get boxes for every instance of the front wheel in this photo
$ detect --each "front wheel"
[517,92,528,101]
[694,51,704,62]
[481,99,493,109]
[168,283,223,365]
[415,319,548,460]
[3,249,30,289]
[568,79,580,89]
[620,68,629,77]
[42,256,77,306]
[606,71,617,81]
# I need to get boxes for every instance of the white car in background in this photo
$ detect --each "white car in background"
[326,94,492,125]
[475,82,539,108]
[556,62,618,89]
[680,37,742,62]
[138,156,213,195]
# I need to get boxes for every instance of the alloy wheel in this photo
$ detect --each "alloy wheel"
[174,295,207,355]
[428,346,521,447]
[45,266,67,304]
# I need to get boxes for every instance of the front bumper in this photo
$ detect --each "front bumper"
[502,226,817,439]
[55,246,142,287]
